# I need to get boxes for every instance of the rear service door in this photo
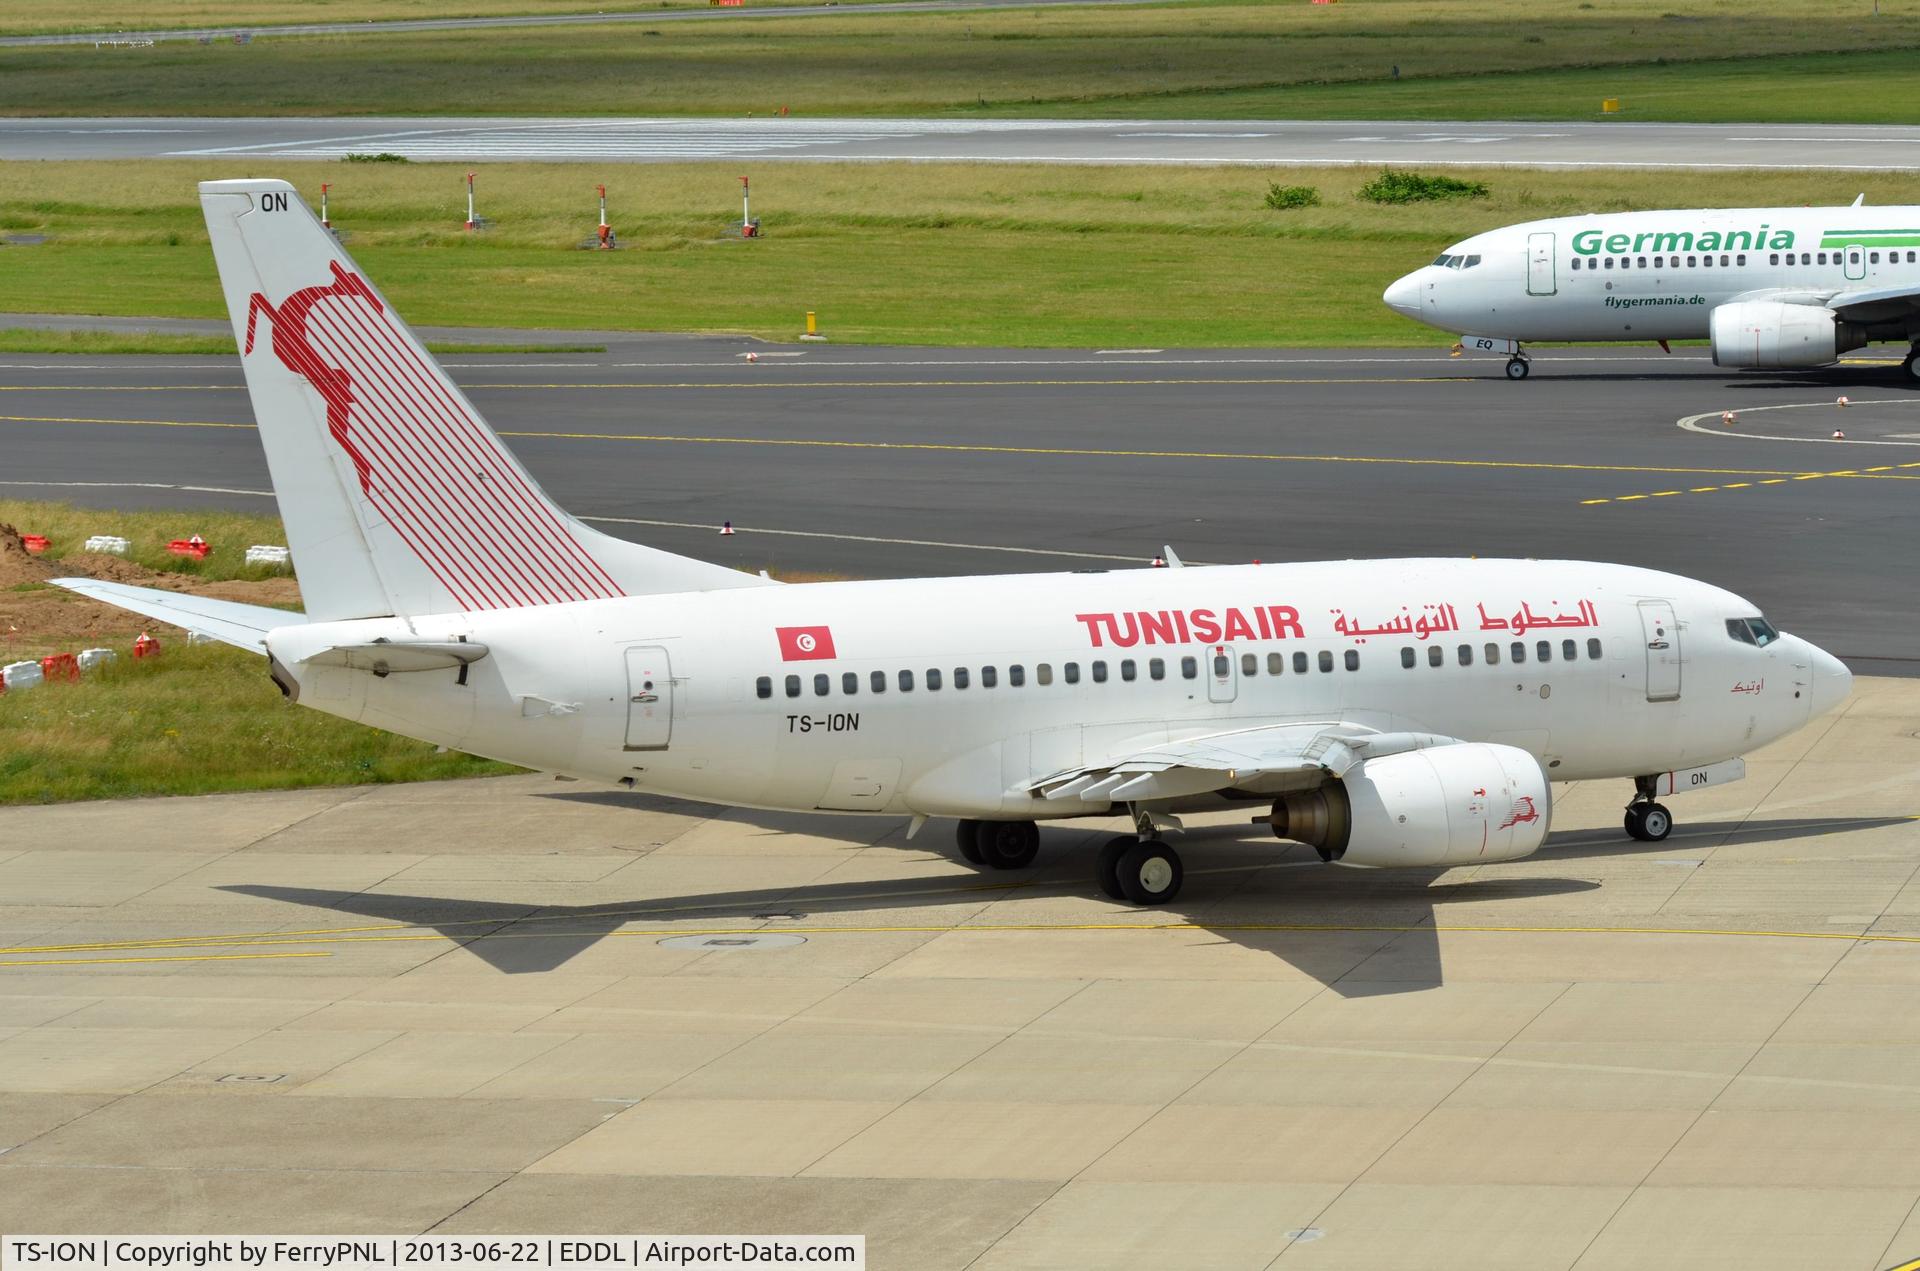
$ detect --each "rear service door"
[1527,232,1557,296]
[1638,601,1681,703]
[624,645,673,750]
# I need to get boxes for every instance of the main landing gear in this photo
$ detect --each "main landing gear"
[954,815,1186,905]
[955,818,1039,870]
[1624,775,1673,842]
[1903,344,1920,384]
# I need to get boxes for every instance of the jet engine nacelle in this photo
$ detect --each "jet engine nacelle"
[1709,301,1865,368]
[1268,742,1551,867]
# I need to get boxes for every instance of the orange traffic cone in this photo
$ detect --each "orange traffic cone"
[719,521,736,536]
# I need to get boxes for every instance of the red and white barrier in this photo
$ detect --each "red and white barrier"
[167,535,213,558]
[1,660,44,692]
[245,544,291,566]
[84,535,130,554]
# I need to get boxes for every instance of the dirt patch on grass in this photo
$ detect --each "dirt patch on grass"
[0,524,300,658]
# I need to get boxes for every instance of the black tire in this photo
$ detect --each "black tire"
[1624,807,1649,841]
[1096,836,1134,900]
[976,820,1040,870]
[1639,803,1673,842]
[1904,353,1920,383]
[1505,357,1530,381]
[956,819,984,865]
[1118,840,1184,905]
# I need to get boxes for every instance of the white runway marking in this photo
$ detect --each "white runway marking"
[1678,399,1920,447]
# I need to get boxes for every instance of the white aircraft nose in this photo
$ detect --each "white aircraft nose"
[1808,644,1853,719]
[1382,272,1423,317]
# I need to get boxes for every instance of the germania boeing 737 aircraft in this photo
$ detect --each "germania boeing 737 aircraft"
[1383,199,1920,380]
[56,180,1852,906]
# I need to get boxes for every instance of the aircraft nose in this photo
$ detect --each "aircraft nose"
[1383,272,1423,317]
[1808,644,1853,719]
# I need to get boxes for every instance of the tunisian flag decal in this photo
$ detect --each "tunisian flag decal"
[776,625,837,661]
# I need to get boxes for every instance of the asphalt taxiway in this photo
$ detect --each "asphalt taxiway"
[1,676,1917,1266]
[0,342,1914,672]
[9,118,1920,169]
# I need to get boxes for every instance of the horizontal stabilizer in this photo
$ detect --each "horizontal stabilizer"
[301,641,489,674]
[48,578,304,653]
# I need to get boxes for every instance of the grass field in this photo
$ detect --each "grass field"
[2,0,1916,121]
[0,499,519,805]
[0,642,519,804]
[0,0,903,38]
[1,158,1910,347]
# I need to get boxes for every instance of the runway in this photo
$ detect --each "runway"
[11,117,1920,168]
[1,343,1915,672]
[1,678,1917,1264]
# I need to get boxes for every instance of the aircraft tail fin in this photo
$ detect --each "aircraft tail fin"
[199,178,768,621]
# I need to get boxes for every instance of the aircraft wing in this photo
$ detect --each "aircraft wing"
[48,578,304,653]
[1826,283,1920,323]
[1027,723,1462,804]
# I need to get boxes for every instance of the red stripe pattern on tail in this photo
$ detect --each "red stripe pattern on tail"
[245,263,625,610]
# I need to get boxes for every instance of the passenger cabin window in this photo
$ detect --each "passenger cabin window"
[953,667,970,689]
[814,674,830,696]
[1241,652,1258,677]
[1571,258,1582,271]
[756,675,772,699]
[1510,641,1526,664]
[1064,662,1081,685]
[1267,652,1285,675]
[1009,664,1025,687]
[1604,258,1614,270]
[1181,656,1199,679]
[1318,650,1334,673]
[1536,640,1552,663]
[786,674,801,698]
[1121,660,1136,682]
[1036,663,1052,686]
[1587,638,1603,659]
[1770,253,1779,265]
[842,672,858,695]
[1562,639,1578,662]
[926,668,942,690]
[1091,661,1108,683]
[1401,647,1416,669]
[1457,644,1473,667]
[1213,653,1231,677]
[1428,645,1444,668]
[1294,651,1309,673]
[1150,658,1166,681]
[980,666,997,688]
[870,670,886,694]
[1345,650,1360,671]
[1484,642,1501,666]
[899,669,915,691]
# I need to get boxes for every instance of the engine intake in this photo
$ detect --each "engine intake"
[1269,742,1551,867]
[1710,301,1865,369]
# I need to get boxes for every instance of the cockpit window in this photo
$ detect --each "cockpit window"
[1726,617,1780,648]
[1432,254,1455,267]
[1431,253,1481,271]
[1462,254,1481,268]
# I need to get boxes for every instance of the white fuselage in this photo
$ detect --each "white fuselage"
[1383,205,1920,346]
[265,557,1846,820]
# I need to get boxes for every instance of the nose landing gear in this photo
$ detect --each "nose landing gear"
[1505,354,1531,381]
[1624,775,1673,842]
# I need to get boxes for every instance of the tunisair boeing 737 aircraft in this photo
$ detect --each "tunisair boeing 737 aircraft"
[1382,199,1920,380]
[56,180,1853,906]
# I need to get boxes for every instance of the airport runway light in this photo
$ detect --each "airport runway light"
[465,171,478,231]
[597,183,611,249]
[319,183,331,229]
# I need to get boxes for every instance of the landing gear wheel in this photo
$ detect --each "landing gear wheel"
[1505,357,1531,381]
[1624,802,1673,842]
[1117,840,1184,905]
[1904,351,1920,384]
[975,820,1041,870]
[956,819,984,865]
[1095,835,1134,901]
